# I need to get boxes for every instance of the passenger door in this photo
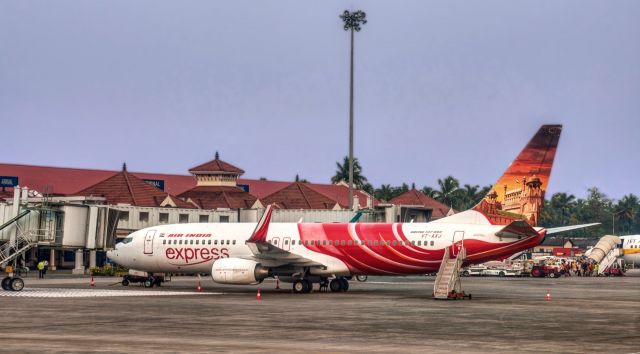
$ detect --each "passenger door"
[143,230,156,255]
[451,231,465,257]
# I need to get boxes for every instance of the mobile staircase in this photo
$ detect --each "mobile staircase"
[1,209,41,292]
[433,246,471,300]
[587,235,623,275]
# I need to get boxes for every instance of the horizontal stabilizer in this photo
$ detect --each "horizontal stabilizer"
[546,223,600,235]
[496,220,540,238]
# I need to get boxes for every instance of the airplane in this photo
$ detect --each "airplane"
[107,124,597,293]
[619,235,640,266]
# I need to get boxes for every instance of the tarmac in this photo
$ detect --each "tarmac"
[0,274,639,353]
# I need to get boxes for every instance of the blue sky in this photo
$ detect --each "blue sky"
[1,1,639,199]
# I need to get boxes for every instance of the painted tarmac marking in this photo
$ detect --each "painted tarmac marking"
[0,288,223,298]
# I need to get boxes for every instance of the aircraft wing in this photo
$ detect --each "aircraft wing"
[546,223,600,235]
[245,205,326,268]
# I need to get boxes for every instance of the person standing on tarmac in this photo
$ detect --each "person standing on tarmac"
[37,260,45,279]
[43,260,49,277]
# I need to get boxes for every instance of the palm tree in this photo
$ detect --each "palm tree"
[550,192,576,225]
[421,186,437,198]
[375,184,394,202]
[615,194,639,234]
[433,176,460,208]
[331,156,368,189]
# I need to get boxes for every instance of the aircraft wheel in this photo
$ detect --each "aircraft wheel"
[2,277,12,291]
[499,271,505,277]
[329,279,342,292]
[356,275,368,282]
[548,272,557,278]
[293,279,305,294]
[462,271,470,277]
[144,277,154,288]
[10,277,24,291]
[121,278,130,287]
[340,278,349,292]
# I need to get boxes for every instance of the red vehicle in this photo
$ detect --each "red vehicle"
[531,265,562,278]
[601,267,624,277]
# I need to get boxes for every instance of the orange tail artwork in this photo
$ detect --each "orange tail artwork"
[472,124,562,226]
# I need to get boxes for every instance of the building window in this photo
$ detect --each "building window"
[159,213,169,224]
[139,212,149,222]
[120,211,129,222]
[219,215,230,223]
[199,215,209,223]
[179,214,189,223]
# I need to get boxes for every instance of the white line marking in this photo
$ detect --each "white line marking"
[0,288,223,298]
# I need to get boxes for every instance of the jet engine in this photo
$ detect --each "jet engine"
[211,258,269,285]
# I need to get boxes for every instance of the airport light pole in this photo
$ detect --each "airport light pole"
[340,10,367,210]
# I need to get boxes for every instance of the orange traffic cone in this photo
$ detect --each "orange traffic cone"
[196,280,202,293]
[275,276,280,290]
[256,289,262,300]
[546,289,551,302]
[90,275,95,288]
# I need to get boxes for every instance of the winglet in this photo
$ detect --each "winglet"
[247,204,274,243]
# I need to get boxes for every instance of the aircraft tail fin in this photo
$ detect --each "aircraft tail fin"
[470,124,562,226]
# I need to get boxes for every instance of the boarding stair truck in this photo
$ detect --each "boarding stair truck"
[0,210,35,292]
[587,235,623,276]
[433,247,471,299]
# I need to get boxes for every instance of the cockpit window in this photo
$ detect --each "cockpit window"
[121,237,134,244]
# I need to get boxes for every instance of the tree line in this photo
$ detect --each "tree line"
[325,157,639,236]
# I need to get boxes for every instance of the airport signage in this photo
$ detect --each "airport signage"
[0,176,18,187]
[143,179,165,191]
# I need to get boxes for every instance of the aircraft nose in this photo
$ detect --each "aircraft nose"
[106,250,119,262]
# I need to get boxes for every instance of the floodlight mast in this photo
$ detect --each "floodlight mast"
[340,10,367,210]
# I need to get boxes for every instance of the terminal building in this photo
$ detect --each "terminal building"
[0,155,451,273]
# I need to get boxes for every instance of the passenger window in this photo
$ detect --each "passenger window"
[208,240,211,245]
[196,240,199,245]
[214,240,218,245]
[233,240,236,245]
[226,240,230,245]
[392,241,397,246]
[162,240,166,245]
[341,240,346,246]
[374,240,378,246]
[411,241,415,245]
[285,239,289,245]
[179,240,183,245]
[328,240,333,246]
[347,240,352,246]
[304,240,308,245]
[430,241,435,246]
[417,241,422,246]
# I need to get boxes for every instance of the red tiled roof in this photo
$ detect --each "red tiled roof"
[235,179,292,199]
[261,182,340,210]
[389,189,451,218]
[305,184,376,209]
[178,186,256,209]
[0,163,196,196]
[0,188,13,200]
[76,170,195,209]
[188,158,244,175]
[0,163,380,209]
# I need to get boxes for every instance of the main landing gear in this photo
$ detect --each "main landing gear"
[292,278,313,294]
[329,277,349,292]
[291,277,350,294]
[1,276,25,292]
